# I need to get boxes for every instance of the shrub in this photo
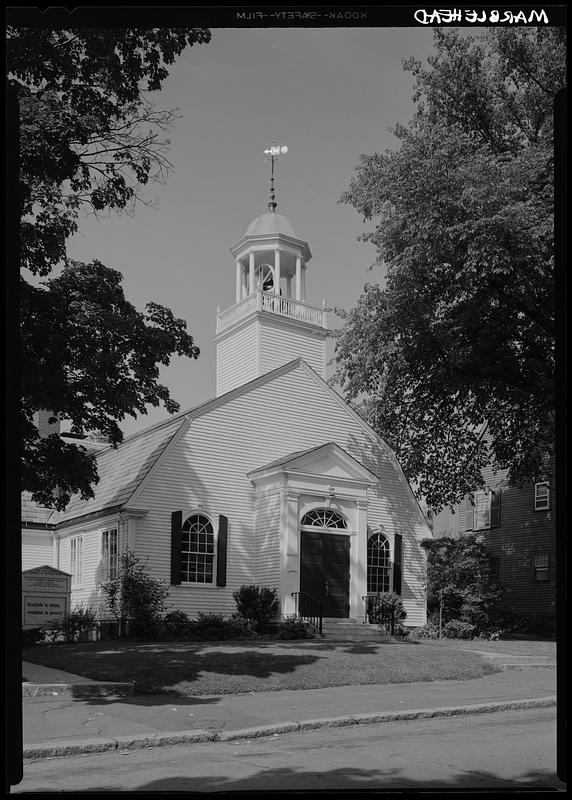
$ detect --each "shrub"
[188,612,256,640]
[163,610,191,640]
[275,616,309,640]
[368,592,407,635]
[442,619,476,640]
[100,549,169,638]
[233,585,280,631]
[43,604,97,643]
[22,627,45,646]
[409,622,440,639]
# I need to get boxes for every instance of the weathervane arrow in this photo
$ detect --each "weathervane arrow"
[263,141,288,212]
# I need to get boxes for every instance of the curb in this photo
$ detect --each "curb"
[23,695,557,760]
[22,682,135,698]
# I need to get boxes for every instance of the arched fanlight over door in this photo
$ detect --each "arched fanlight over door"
[300,508,348,529]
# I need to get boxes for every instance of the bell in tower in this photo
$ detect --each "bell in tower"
[214,144,328,396]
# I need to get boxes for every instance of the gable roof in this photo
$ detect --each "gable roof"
[247,441,380,483]
[35,357,401,528]
[53,414,188,525]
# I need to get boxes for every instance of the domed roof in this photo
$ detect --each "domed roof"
[244,212,298,239]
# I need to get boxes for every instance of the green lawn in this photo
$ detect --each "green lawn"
[22,638,501,696]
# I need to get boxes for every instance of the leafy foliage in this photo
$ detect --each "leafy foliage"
[334,28,563,511]
[10,28,211,508]
[233,585,280,631]
[101,549,170,637]
[422,534,506,637]
[275,616,309,640]
[163,609,191,640]
[188,613,256,640]
[368,591,407,635]
[44,604,97,643]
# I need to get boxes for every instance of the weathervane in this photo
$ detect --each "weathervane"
[263,141,288,212]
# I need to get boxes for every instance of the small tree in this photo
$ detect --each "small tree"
[422,534,506,638]
[101,549,169,638]
[368,592,407,635]
[233,585,280,632]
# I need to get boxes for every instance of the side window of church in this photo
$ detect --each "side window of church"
[367,534,390,594]
[533,552,549,582]
[70,536,83,588]
[465,490,501,531]
[181,514,215,583]
[534,482,550,511]
[101,528,118,581]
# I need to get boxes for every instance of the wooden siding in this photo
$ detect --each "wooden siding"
[22,530,53,571]
[135,363,429,624]
[260,317,326,379]
[216,318,259,396]
[254,490,282,588]
[430,453,556,621]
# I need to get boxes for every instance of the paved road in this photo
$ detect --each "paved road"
[15,707,565,792]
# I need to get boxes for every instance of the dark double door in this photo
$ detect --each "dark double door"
[300,532,350,618]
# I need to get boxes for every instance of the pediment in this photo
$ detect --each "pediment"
[247,442,379,485]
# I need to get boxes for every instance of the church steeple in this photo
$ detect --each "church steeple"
[213,146,327,397]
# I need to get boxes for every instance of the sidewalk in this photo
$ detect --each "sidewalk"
[22,659,557,760]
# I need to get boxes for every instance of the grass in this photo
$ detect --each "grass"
[22,638,502,696]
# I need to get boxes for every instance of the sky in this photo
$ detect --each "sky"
[66,27,440,437]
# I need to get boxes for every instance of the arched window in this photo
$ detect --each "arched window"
[181,514,215,583]
[300,508,348,529]
[367,533,390,594]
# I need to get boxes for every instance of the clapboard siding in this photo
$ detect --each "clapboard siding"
[136,363,429,622]
[216,319,259,396]
[260,318,326,379]
[431,452,556,621]
[22,530,54,572]
[254,490,281,587]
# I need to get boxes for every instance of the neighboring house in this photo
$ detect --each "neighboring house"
[21,194,431,627]
[430,446,556,627]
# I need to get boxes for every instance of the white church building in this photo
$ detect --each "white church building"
[22,176,431,628]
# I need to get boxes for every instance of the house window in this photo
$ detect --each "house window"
[473,491,491,530]
[70,536,83,588]
[534,482,550,511]
[534,552,549,582]
[181,514,215,583]
[300,509,348,529]
[101,528,119,581]
[367,534,390,594]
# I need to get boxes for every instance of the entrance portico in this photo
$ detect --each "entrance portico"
[247,442,379,620]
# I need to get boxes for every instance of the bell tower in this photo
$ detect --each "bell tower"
[214,144,327,396]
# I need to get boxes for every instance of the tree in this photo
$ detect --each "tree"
[9,27,211,509]
[334,28,564,511]
[421,534,505,637]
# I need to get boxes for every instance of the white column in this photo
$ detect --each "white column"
[301,265,306,302]
[274,249,281,295]
[353,499,369,621]
[249,251,255,295]
[241,263,247,299]
[283,492,300,617]
[235,260,242,303]
[295,256,302,301]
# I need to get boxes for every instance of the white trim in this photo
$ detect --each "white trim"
[180,510,217,587]
[534,482,550,511]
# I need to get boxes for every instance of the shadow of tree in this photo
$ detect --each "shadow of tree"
[91,765,564,792]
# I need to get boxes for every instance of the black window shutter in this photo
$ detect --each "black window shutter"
[490,491,501,528]
[465,497,474,530]
[216,515,228,587]
[393,533,403,595]
[170,511,182,586]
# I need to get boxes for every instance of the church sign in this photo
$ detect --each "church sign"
[22,566,71,628]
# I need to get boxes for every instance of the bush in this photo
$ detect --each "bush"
[187,612,256,641]
[410,622,440,639]
[100,549,169,638]
[442,619,476,640]
[233,585,280,631]
[368,592,407,635]
[42,604,97,643]
[22,627,45,646]
[275,616,309,640]
[163,610,191,640]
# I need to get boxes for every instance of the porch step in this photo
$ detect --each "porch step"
[319,619,391,642]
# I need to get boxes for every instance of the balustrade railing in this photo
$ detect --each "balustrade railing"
[291,591,323,635]
[217,290,326,333]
